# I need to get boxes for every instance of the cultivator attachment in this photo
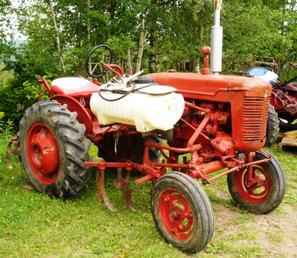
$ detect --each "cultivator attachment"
[95,169,116,211]
[114,169,134,210]
[85,162,136,211]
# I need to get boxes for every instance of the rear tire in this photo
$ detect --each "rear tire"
[227,151,285,214]
[151,172,214,253]
[265,105,280,146]
[19,100,90,197]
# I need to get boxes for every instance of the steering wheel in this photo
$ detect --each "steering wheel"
[86,44,124,81]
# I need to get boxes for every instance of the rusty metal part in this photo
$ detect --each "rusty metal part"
[181,118,211,142]
[201,47,211,75]
[190,161,224,179]
[145,140,202,154]
[247,152,256,184]
[114,169,134,210]
[187,115,210,147]
[96,170,116,212]
[211,132,234,155]
[36,75,52,95]
[86,160,136,211]
[208,157,271,182]
[185,101,210,113]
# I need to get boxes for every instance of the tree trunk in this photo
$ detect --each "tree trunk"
[148,32,155,72]
[127,48,133,74]
[136,18,146,72]
[87,0,91,45]
[47,0,65,73]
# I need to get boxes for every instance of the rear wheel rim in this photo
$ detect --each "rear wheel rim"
[234,165,272,204]
[26,123,59,185]
[158,188,194,241]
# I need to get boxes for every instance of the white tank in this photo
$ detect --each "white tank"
[90,82,185,133]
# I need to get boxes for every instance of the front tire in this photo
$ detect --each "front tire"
[265,105,280,146]
[227,151,286,214]
[19,100,90,197]
[151,172,214,253]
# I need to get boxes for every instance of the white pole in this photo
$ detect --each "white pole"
[211,0,223,74]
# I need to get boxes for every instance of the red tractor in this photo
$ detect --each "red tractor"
[18,3,285,254]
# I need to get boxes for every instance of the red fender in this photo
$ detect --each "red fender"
[52,95,94,134]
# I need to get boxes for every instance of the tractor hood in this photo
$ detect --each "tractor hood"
[140,72,271,99]
[141,72,272,152]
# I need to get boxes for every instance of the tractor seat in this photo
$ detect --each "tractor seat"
[51,77,100,96]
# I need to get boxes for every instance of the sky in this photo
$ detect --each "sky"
[6,0,29,43]
[11,0,21,7]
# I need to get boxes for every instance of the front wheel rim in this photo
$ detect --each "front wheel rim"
[158,188,194,241]
[234,165,273,204]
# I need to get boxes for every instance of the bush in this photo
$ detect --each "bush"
[0,65,44,129]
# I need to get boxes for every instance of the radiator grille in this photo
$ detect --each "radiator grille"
[241,96,269,143]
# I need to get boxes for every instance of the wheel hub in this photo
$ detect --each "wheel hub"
[237,165,272,204]
[159,189,194,241]
[26,123,59,185]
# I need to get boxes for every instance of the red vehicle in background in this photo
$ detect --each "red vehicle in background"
[246,66,297,134]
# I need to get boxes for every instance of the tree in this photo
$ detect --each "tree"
[2,0,297,126]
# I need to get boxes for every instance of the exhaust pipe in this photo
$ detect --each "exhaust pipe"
[211,0,223,74]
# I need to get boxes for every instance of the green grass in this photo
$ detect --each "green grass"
[0,132,296,258]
